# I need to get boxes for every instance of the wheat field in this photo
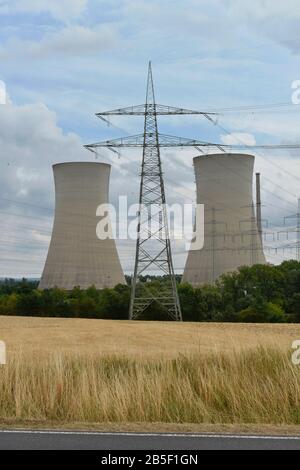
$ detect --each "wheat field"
[1,315,300,357]
[1,316,300,429]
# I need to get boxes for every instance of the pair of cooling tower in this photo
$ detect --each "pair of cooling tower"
[39,154,266,290]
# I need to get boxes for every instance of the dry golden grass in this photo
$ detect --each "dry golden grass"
[1,315,300,358]
[0,348,300,426]
[1,317,300,429]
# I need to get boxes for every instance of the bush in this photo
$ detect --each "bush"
[237,302,286,323]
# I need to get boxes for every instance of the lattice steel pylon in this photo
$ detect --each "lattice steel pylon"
[128,63,182,320]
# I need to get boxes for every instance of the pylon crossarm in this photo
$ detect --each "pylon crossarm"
[96,104,146,116]
[85,133,300,150]
[85,133,216,149]
[96,103,219,117]
[155,104,219,115]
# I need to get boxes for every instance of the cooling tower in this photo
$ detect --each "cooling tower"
[182,154,266,286]
[39,162,125,290]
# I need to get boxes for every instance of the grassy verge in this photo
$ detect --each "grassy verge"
[0,347,299,427]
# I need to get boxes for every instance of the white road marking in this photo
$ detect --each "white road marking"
[0,430,299,440]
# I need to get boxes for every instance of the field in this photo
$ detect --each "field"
[1,316,300,357]
[1,316,300,433]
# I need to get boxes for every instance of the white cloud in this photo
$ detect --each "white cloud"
[222,112,300,143]
[0,99,87,215]
[122,0,300,56]
[0,0,88,22]
[227,0,300,21]
[226,0,300,54]
[221,132,257,146]
[0,24,120,60]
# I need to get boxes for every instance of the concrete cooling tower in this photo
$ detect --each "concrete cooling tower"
[182,153,266,286]
[39,162,125,290]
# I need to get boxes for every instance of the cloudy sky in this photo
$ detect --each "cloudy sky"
[0,0,300,277]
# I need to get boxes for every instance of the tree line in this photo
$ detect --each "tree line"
[0,260,299,322]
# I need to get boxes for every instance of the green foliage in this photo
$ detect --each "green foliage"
[0,260,299,322]
[237,302,286,323]
[287,293,300,320]
[99,284,130,319]
[0,281,130,320]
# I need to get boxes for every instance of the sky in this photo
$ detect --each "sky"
[0,0,300,277]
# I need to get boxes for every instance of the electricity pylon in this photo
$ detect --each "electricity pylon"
[85,62,220,320]
[129,63,181,320]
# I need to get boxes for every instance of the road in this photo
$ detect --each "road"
[0,430,300,450]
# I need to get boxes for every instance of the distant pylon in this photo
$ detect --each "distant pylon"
[256,173,263,241]
[284,198,300,262]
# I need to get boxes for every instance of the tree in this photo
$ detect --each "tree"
[178,283,198,321]
[98,285,130,319]
[237,301,286,323]
[288,293,300,321]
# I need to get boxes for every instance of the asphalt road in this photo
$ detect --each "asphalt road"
[0,430,300,450]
